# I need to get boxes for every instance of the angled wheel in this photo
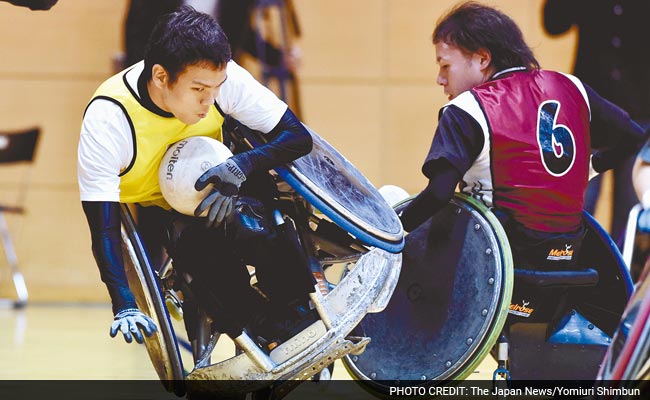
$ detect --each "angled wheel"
[343,193,513,394]
[120,204,185,396]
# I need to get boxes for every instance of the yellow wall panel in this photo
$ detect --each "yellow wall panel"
[300,83,383,183]
[386,0,457,80]
[0,1,126,302]
[0,0,127,77]
[0,79,108,186]
[0,190,101,302]
[383,86,440,194]
[296,0,384,79]
[497,0,576,73]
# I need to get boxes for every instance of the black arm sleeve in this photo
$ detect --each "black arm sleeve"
[400,159,462,232]
[231,108,313,176]
[587,84,649,173]
[82,201,136,314]
[400,159,462,231]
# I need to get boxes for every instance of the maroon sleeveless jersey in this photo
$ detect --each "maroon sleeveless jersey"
[471,70,590,232]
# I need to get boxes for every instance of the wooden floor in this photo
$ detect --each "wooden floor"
[0,302,496,383]
[0,303,156,380]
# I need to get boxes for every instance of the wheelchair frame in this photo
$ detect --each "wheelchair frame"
[119,184,402,397]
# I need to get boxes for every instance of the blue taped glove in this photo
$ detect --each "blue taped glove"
[109,308,158,344]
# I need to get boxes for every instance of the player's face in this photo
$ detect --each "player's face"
[435,41,490,100]
[157,63,227,125]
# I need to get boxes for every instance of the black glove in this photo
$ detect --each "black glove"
[109,308,158,344]
[194,157,247,228]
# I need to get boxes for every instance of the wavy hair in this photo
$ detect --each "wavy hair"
[433,1,540,71]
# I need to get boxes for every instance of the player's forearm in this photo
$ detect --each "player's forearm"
[400,161,460,232]
[82,201,137,314]
[588,85,648,173]
[233,108,312,176]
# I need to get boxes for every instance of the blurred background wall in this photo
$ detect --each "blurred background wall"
[0,0,584,302]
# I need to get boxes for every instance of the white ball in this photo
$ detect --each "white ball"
[378,184,410,207]
[158,136,233,216]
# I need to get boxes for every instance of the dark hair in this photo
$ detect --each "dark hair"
[143,5,232,83]
[433,1,540,71]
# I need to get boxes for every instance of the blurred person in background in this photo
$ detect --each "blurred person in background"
[543,1,650,247]
[124,1,302,91]
[216,0,303,115]
[123,0,180,68]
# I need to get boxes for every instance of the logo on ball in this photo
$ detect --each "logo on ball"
[159,136,233,216]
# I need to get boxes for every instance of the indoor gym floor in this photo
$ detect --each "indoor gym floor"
[0,302,496,385]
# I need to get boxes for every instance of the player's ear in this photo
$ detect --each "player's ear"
[476,48,492,71]
[151,64,169,89]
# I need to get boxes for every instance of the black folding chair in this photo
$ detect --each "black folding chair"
[0,127,40,308]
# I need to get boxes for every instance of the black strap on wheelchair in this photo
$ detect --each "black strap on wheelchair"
[221,115,236,149]
[221,115,266,153]
[514,268,599,288]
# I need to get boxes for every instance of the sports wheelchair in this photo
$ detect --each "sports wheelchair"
[119,124,404,398]
[597,203,650,392]
[344,193,632,393]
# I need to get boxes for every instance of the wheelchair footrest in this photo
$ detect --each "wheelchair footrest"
[185,247,399,382]
[270,320,327,364]
[272,336,370,399]
[281,335,370,382]
[548,309,611,346]
[509,321,609,380]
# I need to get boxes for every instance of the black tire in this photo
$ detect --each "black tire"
[120,204,186,396]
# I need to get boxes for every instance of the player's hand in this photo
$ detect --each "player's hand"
[110,308,157,344]
[194,158,246,228]
[284,45,303,73]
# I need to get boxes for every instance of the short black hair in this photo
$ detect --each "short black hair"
[143,5,232,83]
[433,1,540,71]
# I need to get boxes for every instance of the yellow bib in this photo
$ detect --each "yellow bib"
[89,66,224,208]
